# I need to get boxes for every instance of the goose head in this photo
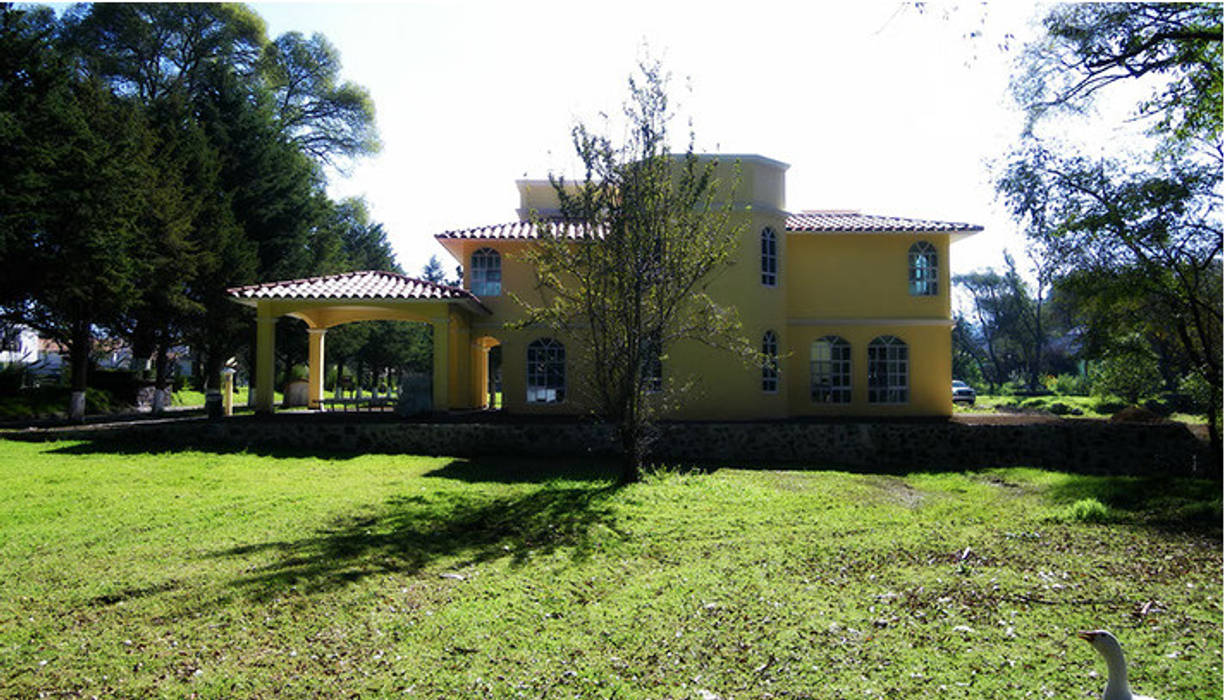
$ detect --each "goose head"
[1078,630,1134,699]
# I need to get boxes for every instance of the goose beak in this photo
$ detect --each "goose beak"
[1077,631,1095,643]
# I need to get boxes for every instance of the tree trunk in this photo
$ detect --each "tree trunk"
[619,424,643,484]
[68,316,91,422]
[152,343,169,414]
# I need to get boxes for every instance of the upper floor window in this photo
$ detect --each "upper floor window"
[761,330,779,393]
[867,335,908,404]
[908,241,937,296]
[471,247,501,297]
[526,338,565,403]
[761,227,778,286]
[811,336,851,404]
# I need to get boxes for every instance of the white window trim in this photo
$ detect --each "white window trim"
[908,241,938,297]
[471,247,502,297]
[526,338,566,404]
[761,227,778,288]
[867,336,909,405]
[761,330,780,394]
[811,336,852,404]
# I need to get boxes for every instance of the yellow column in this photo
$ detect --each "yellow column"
[472,340,489,408]
[431,316,450,411]
[307,328,326,410]
[222,369,235,416]
[255,304,276,414]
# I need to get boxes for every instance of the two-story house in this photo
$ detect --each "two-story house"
[232,154,980,418]
[434,154,980,419]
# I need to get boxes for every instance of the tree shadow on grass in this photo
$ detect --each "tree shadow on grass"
[212,467,626,599]
[420,455,621,484]
[1045,473,1222,533]
[18,436,369,461]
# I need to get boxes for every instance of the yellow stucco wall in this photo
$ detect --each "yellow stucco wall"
[436,155,969,419]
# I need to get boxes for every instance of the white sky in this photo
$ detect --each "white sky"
[249,1,1075,280]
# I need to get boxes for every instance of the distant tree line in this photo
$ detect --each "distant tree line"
[965,3,1221,452]
[0,3,434,417]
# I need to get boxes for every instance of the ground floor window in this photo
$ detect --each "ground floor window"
[761,330,779,393]
[526,338,566,403]
[811,336,851,403]
[867,335,908,404]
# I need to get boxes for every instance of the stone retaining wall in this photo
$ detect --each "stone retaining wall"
[22,415,1217,479]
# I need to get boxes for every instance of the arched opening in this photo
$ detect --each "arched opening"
[473,335,502,410]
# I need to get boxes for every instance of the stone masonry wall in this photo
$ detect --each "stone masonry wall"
[25,415,1216,479]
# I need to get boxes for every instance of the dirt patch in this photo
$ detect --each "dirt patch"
[865,476,925,509]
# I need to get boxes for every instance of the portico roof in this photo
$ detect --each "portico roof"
[228,270,490,314]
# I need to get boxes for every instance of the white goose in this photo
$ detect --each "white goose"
[1077,629,1157,700]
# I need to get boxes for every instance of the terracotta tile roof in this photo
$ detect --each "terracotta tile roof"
[228,270,482,305]
[436,219,600,240]
[785,211,982,233]
[438,212,980,241]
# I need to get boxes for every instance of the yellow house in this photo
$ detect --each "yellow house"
[232,154,980,419]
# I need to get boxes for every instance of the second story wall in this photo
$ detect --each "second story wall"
[784,233,952,320]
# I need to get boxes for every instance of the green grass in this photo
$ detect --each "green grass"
[955,393,1206,424]
[0,439,1219,698]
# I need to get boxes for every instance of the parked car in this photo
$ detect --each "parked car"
[952,380,976,405]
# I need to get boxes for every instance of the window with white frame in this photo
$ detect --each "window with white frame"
[761,330,779,393]
[471,247,501,296]
[642,336,662,393]
[867,335,908,404]
[526,338,565,403]
[908,241,938,296]
[811,336,851,403]
[761,227,778,286]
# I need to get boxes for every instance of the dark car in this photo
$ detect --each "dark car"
[952,380,976,405]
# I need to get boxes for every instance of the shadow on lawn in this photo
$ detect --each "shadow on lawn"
[29,437,365,461]
[213,464,625,598]
[1046,473,1222,532]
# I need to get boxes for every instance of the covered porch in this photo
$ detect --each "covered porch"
[228,271,492,414]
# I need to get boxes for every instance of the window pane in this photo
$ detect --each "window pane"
[811,336,851,403]
[867,336,908,404]
[527,338,565,403]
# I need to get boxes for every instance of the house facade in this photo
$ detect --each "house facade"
[435,154,980,419]
[232,154,980,418]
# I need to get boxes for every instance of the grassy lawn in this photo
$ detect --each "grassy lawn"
[0,439,1219,698]
[954,393,1205,424]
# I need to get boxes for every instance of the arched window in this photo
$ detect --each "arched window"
[867,335,908,404]
[642,335,663,393]
[908,241,937,296]
[761,330,779,393]
[811,336,851,404]
[471,247,501,296]
[526,338,565,403]
[761,227,778,286]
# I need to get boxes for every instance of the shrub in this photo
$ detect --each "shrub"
[1089,346,1163,404]
[0,363,26,392]
[1062,498,1111,523]
[1048,402,1083,416]
[1092,397,1127,415]
[1049,373,1090,396]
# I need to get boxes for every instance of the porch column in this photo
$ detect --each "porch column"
[307,328,326,409]
[255,304,276,414]
[431,316,450,411]
[471,340,488,408]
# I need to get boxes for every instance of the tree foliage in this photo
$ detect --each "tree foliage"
[1014,2,1223,154]
[0,2,397,416]
[261,31,379,169]
[518,59,746,483]
[999,1,1222,448]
